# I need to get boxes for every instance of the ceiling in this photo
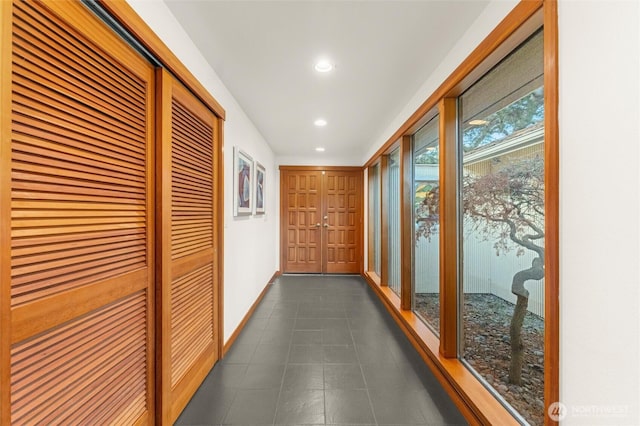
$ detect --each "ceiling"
[165,0,489,163]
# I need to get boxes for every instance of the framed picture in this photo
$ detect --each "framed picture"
[254,161,265,215]
[233,147,253,216]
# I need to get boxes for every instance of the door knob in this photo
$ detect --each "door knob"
[323,223,329,228]
[315,223,321,227]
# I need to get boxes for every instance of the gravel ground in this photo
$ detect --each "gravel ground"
[415,293,544,426]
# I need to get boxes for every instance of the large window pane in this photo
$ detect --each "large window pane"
[459,30,544,426]
[369,163,381,276]
[412,115,440,335]
[387,148,401,295]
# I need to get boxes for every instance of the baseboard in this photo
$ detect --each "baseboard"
[222,272,276,355]
[268,270,282,283]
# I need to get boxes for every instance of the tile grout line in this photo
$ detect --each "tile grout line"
[348,303,380,426]
[271,301,297,426]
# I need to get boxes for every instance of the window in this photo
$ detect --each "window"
[368,163,382,276]
[362,4,556,424]
[386,148,401,295]
[412,115,440,334]
[459,30,544,426]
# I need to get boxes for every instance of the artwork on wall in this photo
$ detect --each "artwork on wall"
[233,146,253,216]
[254,161,265,215]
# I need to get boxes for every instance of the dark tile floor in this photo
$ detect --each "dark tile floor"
[176,275,467,426]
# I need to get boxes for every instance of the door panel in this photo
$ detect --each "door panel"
[280,168,362,274]
[156,69,220,424]
[3,1,155,423]
[282,171,323,273]
[325,171,361,273]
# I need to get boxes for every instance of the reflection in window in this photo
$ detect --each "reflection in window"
[412,115,440,335]
[459,30,544,426]
[369,163,381,276]
[387,148,401,296]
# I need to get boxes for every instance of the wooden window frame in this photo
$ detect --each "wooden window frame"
[363,1,558,425]
[366,161,382,283]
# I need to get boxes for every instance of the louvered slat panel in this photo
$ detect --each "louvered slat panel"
[10,291,148,424]
[171,99,213,260]
[11,0,147,307]
[170,263,214,386]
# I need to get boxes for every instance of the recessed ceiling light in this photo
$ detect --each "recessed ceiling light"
[315,147,325,152]
[469,119,489,125]
[314,60,333,73]
[314,119,327,127]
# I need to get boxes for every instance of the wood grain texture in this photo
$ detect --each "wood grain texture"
[280,169,323,273]
[11,0,150,307]
[325,169,362,273]
[7,1,155,423]
[156,70,219,425]
[543,1,559,423]
[280,167,362,274]
[11,291,148,425]
[400,136,413,310]
[0,2,12,422]
[439,98,458,358]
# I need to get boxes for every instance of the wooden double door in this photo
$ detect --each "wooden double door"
[280,167,363,274]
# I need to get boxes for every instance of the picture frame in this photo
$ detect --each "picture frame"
[254,161,265,215]
[233,146,253,216]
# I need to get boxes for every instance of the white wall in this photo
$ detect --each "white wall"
[559,1,639,424]
[364,0,640,424]
[127,0,280,343]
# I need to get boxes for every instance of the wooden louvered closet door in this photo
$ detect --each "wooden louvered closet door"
[0,1,155,424]
[156,69,221,424]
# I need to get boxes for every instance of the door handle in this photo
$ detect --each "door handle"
[315,223,321,228]
[323,223,329,228]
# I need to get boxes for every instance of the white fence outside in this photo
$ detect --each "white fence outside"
[414,230,545,318]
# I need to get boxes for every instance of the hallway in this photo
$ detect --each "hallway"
[176,275,466,425]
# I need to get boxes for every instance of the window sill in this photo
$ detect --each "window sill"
[362,271,520,426]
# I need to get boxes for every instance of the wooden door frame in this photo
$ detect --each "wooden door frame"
[279,166,364,274]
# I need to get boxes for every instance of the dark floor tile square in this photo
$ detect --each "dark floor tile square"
[234,329,264,345]
[250,343,290,364]
[266,317,296,331]
[210,363,248,388]
[323,345,358,364]
[289,344,323,364]
[368,388,427,424]
[271,307,299,319]
[223,389,279,424]
[292,330,323,344]
[282,364,324,390]
[356,343,397,364]
[295,318,324,330]
[224,343,257,364]
[325,389,375,424]
[323,364,365,389]
[322,329,353,345]
[239,364,285,389]
[322,318,349,330]
[175,379,237,425]
[259,328,294,345]
[274,390,325,424]
[362,364,412,389]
